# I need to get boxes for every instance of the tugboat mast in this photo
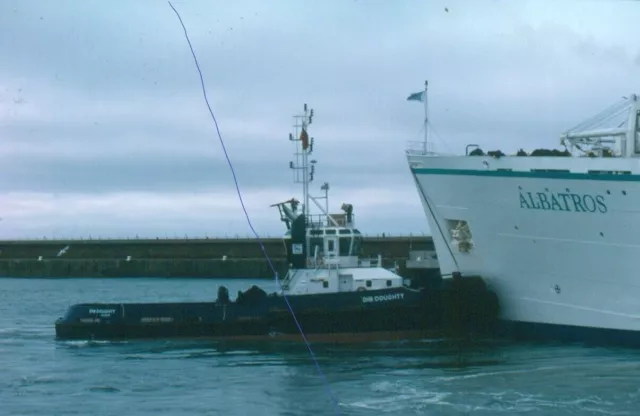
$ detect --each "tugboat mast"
[289,103,315,255]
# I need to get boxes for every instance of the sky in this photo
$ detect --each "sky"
[1,0,639,240]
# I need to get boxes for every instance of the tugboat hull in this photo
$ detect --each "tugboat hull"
[55,283,499,342]
[53,103,500,344]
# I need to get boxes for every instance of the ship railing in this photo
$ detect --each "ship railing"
[322,257,341,272]
[406,250,439,269]
[307,213,355,228]
[405,141,438,156]
[279,270,297,291]
[327,256,357,268]
[559,94,639,157]
[315,255,374,268]
[357,259,375,268]
[358,255,383,268]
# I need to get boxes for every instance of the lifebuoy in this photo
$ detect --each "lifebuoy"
[356,286,366,292]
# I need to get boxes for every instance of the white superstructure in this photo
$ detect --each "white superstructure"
[272,104,407,297]
[405,84,640,333]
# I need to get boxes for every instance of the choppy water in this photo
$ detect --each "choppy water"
[1,277,640,416]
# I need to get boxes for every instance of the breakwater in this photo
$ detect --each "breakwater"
[0,236,435,278]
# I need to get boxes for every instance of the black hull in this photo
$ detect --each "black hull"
[55,280,499,343]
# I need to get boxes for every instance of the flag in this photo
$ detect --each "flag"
[300,128,309,150]
[406,91,425,102]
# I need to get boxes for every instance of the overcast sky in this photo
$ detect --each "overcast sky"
[1,0,639,240]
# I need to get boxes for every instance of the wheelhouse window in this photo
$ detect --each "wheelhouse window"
[352,236,363,255]
[339,237,352,256]
[310,237,323,256]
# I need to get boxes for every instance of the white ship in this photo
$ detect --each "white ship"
[405,82,640,344]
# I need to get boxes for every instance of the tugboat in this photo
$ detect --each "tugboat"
[54,104,499,342]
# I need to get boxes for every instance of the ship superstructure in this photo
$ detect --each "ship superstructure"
[405,83,640,343]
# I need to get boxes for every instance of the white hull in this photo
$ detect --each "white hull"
[406,153,640,333]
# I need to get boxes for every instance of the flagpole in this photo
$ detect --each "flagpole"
[424,80,428,153]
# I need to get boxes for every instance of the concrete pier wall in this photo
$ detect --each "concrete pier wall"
[0,236,435,278]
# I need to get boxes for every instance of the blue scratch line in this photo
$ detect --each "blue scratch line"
[167,2,341,414]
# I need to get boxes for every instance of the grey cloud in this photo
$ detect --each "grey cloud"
[1,0,428,96]
[2,0,640,239]
[1,133,412,194]
[2,155,242,193]
[4,1,627,125]
[0,208,430,240]
[2,0,534,125]
[1,84,633,196]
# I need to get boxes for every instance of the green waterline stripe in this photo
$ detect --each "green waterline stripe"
[411,168,640,182]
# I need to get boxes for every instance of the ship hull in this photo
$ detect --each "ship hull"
[407,153,640,346]
[55,284,499,342]
[492,320,640,348]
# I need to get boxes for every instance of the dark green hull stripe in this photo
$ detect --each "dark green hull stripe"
[411,168,640,182]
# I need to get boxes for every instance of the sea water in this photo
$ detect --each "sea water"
[1,277,639,416]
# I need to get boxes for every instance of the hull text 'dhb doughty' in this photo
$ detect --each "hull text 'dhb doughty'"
[54,104,499,343]
[406,81,640,346]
